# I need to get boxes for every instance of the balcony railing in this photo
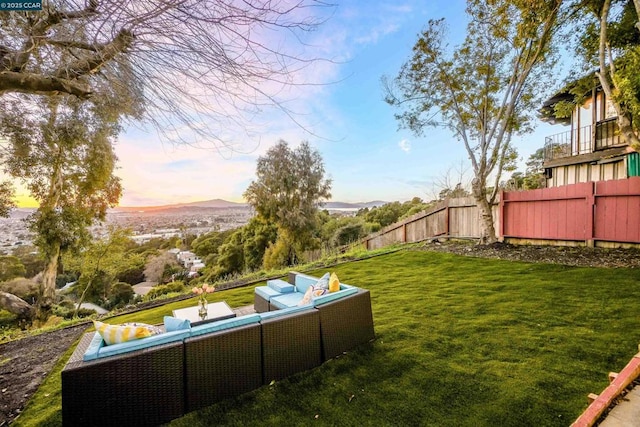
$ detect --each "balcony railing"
[544,118,624,162]
[594,117,622,150]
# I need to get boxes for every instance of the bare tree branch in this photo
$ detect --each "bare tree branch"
[0,0,335,148]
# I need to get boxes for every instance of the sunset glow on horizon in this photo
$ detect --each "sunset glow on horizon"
[15,194,38,208]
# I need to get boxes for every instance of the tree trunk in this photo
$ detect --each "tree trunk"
[0,291,34,322]
[36,244,60,321]
[472,180,498,244]
[617,114,640,151]
[477,198,498,244]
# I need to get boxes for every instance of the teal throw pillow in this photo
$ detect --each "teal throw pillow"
[164,316,191,332]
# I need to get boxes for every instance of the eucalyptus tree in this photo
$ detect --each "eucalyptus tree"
[0,95,123,321]
[383,0,564,243]
[244,140,331,266]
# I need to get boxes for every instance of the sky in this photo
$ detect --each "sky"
[15,0,567,208]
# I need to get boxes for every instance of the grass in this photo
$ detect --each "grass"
[14,249,640,426]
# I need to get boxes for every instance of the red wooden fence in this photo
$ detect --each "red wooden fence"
[594,178,640,243]
[500,177,640,245]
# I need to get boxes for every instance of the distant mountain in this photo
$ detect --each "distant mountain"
[114,199,388,213]
[173,199,248,209]
[114,199,248,212]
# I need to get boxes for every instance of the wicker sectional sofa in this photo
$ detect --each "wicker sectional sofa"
[61,272,374,427]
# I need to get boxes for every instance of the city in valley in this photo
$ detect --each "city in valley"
[0,199,370,253]
[0,204,255,253]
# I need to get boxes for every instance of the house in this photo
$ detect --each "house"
[539,76,639,187]
[177,250,197,266]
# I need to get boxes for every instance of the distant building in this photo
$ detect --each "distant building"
[177,251,197,266]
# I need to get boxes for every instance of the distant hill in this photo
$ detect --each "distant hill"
[322,201,388,210]
[114,199,248,212]
[114,199,388,213]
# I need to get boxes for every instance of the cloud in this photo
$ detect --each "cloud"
[398,139,411,153]
[346,2,415,46]
[354,22,401,45]
[115,133,257,206]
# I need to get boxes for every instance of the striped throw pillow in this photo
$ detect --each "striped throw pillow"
[93,320,159,346]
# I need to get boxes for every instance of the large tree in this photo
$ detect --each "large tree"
[383,0,563,243]
[571,0,640,149]
[244,140,331,266]
[0,95,122,321]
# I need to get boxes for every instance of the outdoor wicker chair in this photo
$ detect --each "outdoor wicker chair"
[315,288,375,361]
[260,308,322,384]
[183,322,262,412]
[62,332,185,427]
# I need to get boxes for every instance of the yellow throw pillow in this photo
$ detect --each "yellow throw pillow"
[329,272,340,293]
[93,320,155,346]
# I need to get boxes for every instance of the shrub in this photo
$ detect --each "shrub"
[262,236,293,270]
[108,282,135,308]
[146,281,186,299]
[0,277,38,300]
[52,305,96,319]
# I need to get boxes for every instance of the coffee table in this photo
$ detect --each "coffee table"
[172,301,236,326]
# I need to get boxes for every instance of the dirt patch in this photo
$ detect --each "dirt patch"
[1,242,640,426]
[0,323,88,426]
[415,240,640,268]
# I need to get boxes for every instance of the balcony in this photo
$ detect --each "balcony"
[544,118,623,162]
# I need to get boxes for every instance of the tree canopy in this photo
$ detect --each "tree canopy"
[572,0,640,149]
[383,0,563,242]
[0,95,123,320]
[244,140,331,266]
[0,0,332,147]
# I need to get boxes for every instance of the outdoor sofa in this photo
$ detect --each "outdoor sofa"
[61,271,374,426]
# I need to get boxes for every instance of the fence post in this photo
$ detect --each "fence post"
[586,181,595,247]
[499,190,505,239]
[444,198,450,237]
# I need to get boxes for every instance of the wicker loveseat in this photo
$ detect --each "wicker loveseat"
[61,272,374,426]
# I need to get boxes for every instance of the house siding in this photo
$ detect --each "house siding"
[547,159,627,187]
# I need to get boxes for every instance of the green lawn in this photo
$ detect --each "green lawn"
[15,250,640,426]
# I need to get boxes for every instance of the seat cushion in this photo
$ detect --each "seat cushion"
[83,329,190,361]
[267,279,295,293]
[294,273,321,294]
[189,313,261,337]
[270,292,306,309]
[312,285,359,306]
[258,305,314,320]
[255,285,282,301]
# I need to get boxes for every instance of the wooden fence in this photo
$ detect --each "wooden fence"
[362,177,640,250]
[501,177,640,246]
[363,197,499,250]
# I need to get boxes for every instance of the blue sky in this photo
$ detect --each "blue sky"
[109,0,564,207]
